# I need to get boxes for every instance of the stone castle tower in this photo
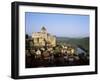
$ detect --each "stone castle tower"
[32,26,56,47]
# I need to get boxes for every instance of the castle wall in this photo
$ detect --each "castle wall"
[32,27,56,47]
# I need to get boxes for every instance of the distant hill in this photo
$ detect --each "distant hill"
[56,36,89,52]
[56,37,70,41]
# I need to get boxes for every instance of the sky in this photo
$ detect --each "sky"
[25,12,89,37]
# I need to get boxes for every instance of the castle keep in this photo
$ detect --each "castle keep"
[32,26,56,47]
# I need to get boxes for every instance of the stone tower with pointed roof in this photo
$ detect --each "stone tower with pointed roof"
[32,26,56,47]
[41,26,47,33]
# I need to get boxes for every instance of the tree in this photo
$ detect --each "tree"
[26,34,29,39]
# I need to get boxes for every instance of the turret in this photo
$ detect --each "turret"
[41,26,47,33]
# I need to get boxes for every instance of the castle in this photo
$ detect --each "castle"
[32,26,56,47]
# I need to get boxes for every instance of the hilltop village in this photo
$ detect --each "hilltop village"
[26,26,89,68]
